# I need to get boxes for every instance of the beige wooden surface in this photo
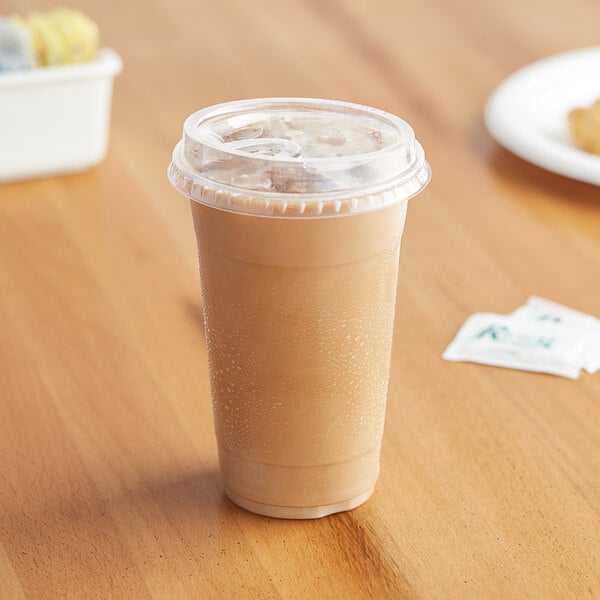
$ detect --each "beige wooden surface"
[1,0,599,598]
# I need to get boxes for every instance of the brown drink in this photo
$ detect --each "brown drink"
[169,99,430,518]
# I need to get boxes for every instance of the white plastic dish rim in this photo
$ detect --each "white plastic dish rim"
[0,47,123,88]
[484,45,600,186]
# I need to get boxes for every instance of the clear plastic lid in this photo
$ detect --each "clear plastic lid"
[168,98,430,217]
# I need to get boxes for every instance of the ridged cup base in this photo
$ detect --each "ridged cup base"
[224,485,375,519]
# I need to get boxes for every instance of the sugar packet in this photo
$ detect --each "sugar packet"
[510,296,600,374]
[442,312,592,379]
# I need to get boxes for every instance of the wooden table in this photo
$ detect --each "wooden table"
[1,0,599,598]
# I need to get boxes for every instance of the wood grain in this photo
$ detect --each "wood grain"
[1,0,599,598]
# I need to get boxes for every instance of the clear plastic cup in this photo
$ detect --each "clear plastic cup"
[168,98,430,519]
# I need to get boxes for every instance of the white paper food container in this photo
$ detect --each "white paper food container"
[0,48,122,182]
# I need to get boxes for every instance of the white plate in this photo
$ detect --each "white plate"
[484,46,600,186]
